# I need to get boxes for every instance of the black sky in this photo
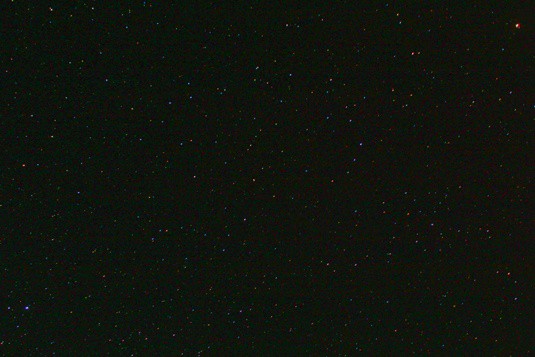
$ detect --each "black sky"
[1,1,533,354]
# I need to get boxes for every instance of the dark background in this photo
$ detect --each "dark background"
[1,1,532,354]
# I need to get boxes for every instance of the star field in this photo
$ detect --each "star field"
[1,1,532,355]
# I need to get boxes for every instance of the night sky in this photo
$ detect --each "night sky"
[1,1,533,355]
